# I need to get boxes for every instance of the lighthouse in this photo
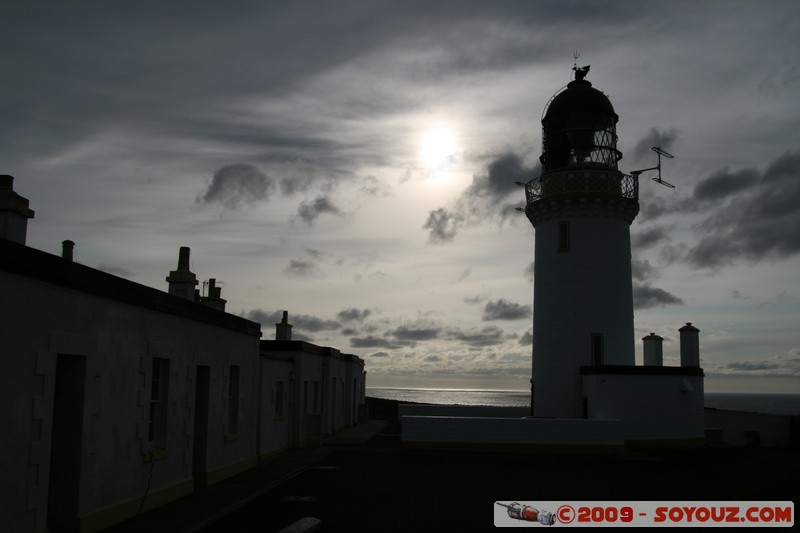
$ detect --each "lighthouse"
[525,66,639,418]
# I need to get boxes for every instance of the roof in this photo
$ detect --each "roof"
[0,238,262,337]
[543,79,617,122]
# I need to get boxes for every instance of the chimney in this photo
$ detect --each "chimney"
[642,332,663,366]
[679,322,700,367]
[200,278,227,312]
[165,246,198,301]
[276,311,293,341]
[62,240,75,262]
[0,175,35,245]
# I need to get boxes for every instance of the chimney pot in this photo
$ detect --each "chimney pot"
[62,240,75,262]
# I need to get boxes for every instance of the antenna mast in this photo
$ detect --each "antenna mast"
[630,146,676,188]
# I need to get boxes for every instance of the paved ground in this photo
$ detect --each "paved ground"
[105,417,799,532]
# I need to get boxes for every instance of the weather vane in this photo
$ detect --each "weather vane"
[630,146,676,188]
[572,51,590,81]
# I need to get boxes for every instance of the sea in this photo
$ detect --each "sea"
[366,388,800,416]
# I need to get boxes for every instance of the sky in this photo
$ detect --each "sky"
[2,1,799,393]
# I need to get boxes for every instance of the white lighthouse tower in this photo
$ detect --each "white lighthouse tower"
[526,66,639,418]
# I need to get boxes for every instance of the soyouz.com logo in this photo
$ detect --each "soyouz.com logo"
[494,501,794,527]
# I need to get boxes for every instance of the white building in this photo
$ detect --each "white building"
[0,175,367,533]
[259,313,367,456]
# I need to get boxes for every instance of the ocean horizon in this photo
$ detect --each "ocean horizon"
[366,387,800,416]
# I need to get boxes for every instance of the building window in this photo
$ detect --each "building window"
[227,365,240,434]
[313,381,320,415]
[591,333,604,366]
[148,358,169,449]
[558,221,571,252]
[275,381,284,417]
[303,381,309,415]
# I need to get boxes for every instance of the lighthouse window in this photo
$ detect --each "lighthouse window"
[558,221,571,252]
[591,333,604,366]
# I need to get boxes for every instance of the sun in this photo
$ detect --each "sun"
[421,126,458,169]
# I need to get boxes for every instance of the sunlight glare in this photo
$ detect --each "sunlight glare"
[421,126,458,169]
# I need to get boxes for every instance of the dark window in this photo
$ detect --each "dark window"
[591,333,604,366]
[558,221,571,252]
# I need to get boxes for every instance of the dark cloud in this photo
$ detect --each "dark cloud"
[370,351,390,358]
[524,261,534,282]
[654,151,800,270]
[350,336,406,350]
[731,290,751,300]
[631,257,659,282]
[284,259,319,277]
[726,361,779,371]
[630,127,677,163]
[482,298,531,321]
[519,329,533,346]
[633,284,683,309]
[446,325,506,348]
[693,167,759,203]
[95,263,134,278]
[423,208,460,243]
[463,294,487,305]
[456,268,472,282]
[631,226,670,250]
[424,355,442,363]
[424,152,538,243]
[293,196,342,226]
[388,325,440,341]
[196,164,276,209]
[243,309,340,333]
[337,308,372,322]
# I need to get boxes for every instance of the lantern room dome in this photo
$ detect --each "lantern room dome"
[540,76,622,172]
[544,79,617,122]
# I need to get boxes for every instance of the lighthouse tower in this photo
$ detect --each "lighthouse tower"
[525,67,639,418]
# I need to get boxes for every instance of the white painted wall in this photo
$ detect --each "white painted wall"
[1,270,260,533]
[530,186,636,419]
[582,373,705,441]
[705,409,795,448]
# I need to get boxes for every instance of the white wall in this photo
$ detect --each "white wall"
[582,373,705,441]
[1,270,260,532]
[705,409,795,448]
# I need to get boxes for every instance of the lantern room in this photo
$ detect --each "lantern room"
[539,69,622,172]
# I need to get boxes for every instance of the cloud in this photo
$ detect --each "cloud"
[424,355,442,363]
[243,309,340,333]
[524,261,534,282]
[631,257,659,282]
[657,151,800,270]
[95,263,134,278]
[370,351,390,358]
[388,325,441,341]
[482,298,531,321]
[693,167,759,203]
[731,290,751,300]
[337,308,372,322]
[630,127,677,163]
[446,325,506,348]
[423,207,461,243]
[424,152,537,243]
[284,259,320,277]
[519,329,533,346]
[632,284,683,309]
[196,164,276,209]
[631,226,670,250]
[293,196,343,226]
[350,336,407,350]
